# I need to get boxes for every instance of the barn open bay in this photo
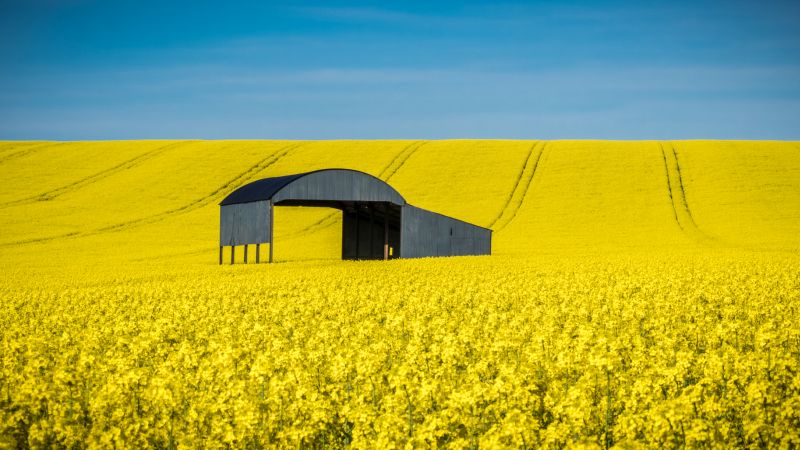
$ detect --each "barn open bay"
[1,140,799,447]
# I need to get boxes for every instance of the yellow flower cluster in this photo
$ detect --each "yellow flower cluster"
[1,139,798,447]
[1,254,799,448]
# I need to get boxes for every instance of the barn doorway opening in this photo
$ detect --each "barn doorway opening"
[341,201,401,260]
[274,200,401,260]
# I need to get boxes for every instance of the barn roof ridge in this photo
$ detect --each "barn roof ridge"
[219,168,405,206]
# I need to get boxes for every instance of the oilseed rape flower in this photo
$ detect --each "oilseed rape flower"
[1,140,799,447]
[2,256,799,448]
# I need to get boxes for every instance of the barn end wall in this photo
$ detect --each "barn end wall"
[400,204,492,258]
[220,200,271,246]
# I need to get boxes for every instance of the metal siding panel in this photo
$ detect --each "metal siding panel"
[409,206,419,258]
[400,206,413,257]
[451,238,470,256]
[220,201,271,246]
[437,220,449,256]
[401,205,435,258]
[220,205,235,246]
[400,204,491,258]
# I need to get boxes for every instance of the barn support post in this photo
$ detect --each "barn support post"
[219,246,223,265]
[256,243,260,264]
[269,200,274,263]
[244,244,248,264]
[230,245,235,265]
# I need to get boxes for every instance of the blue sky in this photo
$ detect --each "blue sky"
[1,0,799,140]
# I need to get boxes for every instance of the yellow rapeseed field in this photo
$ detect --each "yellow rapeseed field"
[1,140,799,448]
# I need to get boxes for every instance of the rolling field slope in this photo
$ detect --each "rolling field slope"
[1,140,799,448]
[0,140,797,267]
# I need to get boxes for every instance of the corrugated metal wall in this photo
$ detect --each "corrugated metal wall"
[219,200,271,246]
[400,204,492,258]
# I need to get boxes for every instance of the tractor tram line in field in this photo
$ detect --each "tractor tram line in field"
[493,141,547,232]
[660,142,715,244]
[487,140,539,229]
[90,142,304,234]
[0,231,82,248]
[0,142,303,248]
[382,140,426,181]
[670,144,698,227]
[0,142,40,157]
[660,143,683,230]
[0,141,194,208]
[0,142,66,165]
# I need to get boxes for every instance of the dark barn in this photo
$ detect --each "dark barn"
[218,169,491,263]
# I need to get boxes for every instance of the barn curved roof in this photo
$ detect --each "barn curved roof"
[219,169,406,206]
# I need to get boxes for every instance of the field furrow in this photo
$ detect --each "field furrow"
[493,142,546,232]
[383,141,427,181]
[0,141,193,208]
[487,141,539,229]
[494,141,692,251]
[388,140,534,228]
[0,142,63,164]
[0,142,302,247]
[0,140,797,256]
[659,143,682,228]
[660,142,714,243]
[0,142,41,156]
